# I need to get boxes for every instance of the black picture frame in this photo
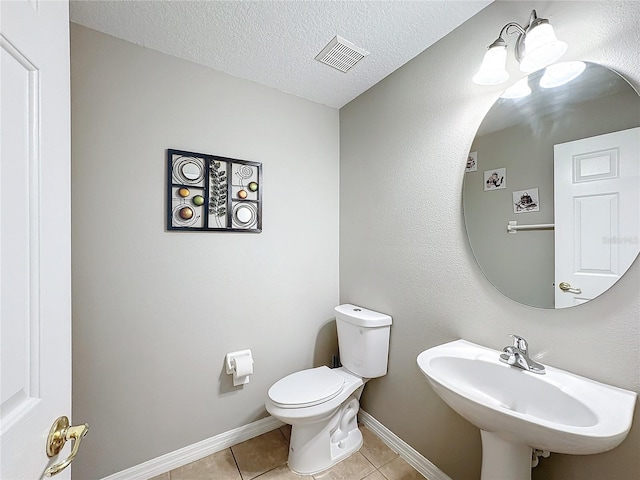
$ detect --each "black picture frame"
[167,149,262,233]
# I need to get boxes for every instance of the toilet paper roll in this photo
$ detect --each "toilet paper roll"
[233,355,253,377]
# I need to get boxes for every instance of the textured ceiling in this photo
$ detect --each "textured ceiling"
[69,0,492,108]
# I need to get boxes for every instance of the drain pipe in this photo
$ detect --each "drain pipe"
[532,449,550,467]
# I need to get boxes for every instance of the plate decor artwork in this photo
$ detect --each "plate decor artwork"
[171,203,200,227]
[232,202,258,228]
[172,156,205,185]
[167,149,262,232]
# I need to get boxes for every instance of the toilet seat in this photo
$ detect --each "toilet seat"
[268,366,345,408]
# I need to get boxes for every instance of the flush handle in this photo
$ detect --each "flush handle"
[44,416,89,477]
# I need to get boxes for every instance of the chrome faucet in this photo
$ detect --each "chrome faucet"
[499,334,545,374]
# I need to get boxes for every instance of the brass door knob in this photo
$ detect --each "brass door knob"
[559,282,581,294]
[45,416,89,477]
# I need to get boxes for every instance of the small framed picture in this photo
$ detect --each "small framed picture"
[484,168,506,191]
[513,188,540,213]
[466,151,478,172]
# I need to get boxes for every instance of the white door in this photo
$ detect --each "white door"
[554,127,640,308]
[1,1,79,479]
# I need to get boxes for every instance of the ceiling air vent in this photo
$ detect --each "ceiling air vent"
[315,35,369,73]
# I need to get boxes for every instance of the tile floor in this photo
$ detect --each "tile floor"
[150,424,427,480]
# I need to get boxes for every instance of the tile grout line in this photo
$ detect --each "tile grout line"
[228,446,244,480]
[250,427,290,480]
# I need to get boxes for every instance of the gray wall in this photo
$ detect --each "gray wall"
[340,1,639,480]
[465,89,640,308]
[71,24,340,479]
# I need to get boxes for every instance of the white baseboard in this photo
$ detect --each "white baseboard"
[358,410,452,480]
[99,410,449,480]
[99,416,284,480]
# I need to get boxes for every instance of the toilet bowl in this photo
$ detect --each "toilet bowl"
[266,366,365,474]
[265,304,392,475]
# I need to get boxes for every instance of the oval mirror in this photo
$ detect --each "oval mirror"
[464,62,640,309]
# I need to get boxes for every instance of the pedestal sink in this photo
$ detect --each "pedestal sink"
[417,340,637,480]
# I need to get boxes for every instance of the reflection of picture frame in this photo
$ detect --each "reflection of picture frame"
[466,151,478,172]
[484,168,506,191]
[513,188,540,213]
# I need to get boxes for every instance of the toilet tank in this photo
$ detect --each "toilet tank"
[334,304,392,378]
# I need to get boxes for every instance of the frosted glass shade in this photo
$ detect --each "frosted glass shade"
[519,23,567,73]
[473,45,509,85]
[500,77,532,99]
[540,61,586,88]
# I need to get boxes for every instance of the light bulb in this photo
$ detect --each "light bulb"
[501,77,532,99]
[540,61,586,88]
[520,22,567,73]
[473,45,509,85]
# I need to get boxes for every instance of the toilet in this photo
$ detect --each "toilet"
[265,304,392,475]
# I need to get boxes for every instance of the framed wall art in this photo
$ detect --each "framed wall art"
[484,167,506,191]
[167,149,262,233]
[513,188,540,213]
[466,151,478,172]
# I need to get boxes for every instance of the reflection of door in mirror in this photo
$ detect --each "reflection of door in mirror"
[554,127,640,308]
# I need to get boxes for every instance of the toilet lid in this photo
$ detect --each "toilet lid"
[268,366,345,408]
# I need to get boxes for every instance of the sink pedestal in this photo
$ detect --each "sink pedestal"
[481,431,532,480]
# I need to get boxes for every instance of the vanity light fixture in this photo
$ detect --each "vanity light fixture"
[473,10,567,86]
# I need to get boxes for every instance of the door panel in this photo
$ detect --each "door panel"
[574,194,618,274]
[1,1,72,478]
[1,32,42,426]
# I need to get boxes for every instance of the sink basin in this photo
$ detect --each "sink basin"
[417,340,637,479]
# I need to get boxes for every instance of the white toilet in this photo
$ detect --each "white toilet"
[265,304,392,475]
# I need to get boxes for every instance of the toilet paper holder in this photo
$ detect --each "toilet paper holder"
[225,349,254,386]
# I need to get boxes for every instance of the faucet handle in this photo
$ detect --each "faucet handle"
[500,347,515,366]
[509,334,528,353]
